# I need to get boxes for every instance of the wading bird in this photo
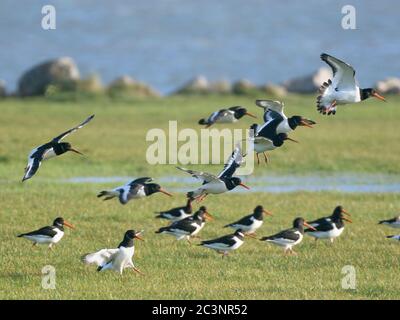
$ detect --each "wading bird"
[305,206,352,243]
[155,198,193,222]
[17,217,74,249]
[260,217,316,255]
[82,230,144,275]
[199,229,245,258]
[177,145,249,201]
[22,114,95,181]
[198,106,256,127]
[97,177,172,205]
[317,53,386,115]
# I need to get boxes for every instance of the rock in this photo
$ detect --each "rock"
[232,79,257,95]
[18,57,80,96]
[175,76,209,94]
[375,77,400,94]
[283,67,331,93]
[0,80,6,97]
[108,75,160,97]
[77,74,103,93]
[259,83,287,97]
[209,80,232,94]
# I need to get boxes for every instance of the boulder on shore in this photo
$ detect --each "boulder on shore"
[174,76,209,94]
[18,57,80,96]
[232,79,257,95]
[108,75,160,97]
[259,83,287,97]
[375,77,400,94]
[282,67,331,93]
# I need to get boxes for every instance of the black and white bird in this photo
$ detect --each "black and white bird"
[82,230,144,275]
[224,205,272,235]
[305,206,352,243]
[317,53,386,115]
[260,217,316,255]
[22,114,95,181]
[378,215,400,229]
[17,217,74,249]
[199,229,245,257]
[386,235,400,241]
[155,206,213,243]
[177,145,249,202]
[199,106,256,127]
[155,198,193,222]
[255,100,315,133]
[97,177,172,205]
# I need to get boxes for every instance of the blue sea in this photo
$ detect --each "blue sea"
[0,0,399,93]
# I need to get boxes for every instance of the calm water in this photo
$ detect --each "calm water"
[0,0,399,93]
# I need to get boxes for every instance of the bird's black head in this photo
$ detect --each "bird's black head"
[193,206,213,222]
[273,133,299,146]
[232,107,257,120]
[146,183,173,197]
[53,217,74,230]
[55,142,84,156]
[288,116,316,130]
[253,205,272,219]
[119,229,144,248]
[293,217,315,233]
[332,206,352,223]
[234,229,245,239]
[360,88,386,102]
[225,177,250,191]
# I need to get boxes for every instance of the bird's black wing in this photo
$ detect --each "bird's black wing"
[379,217,398,224]
[169,219,198,234]
[320,53,356,91]
[255,117,282,139]
[129,177,153,186]
[218,145,244,178]
[201,235,235,246]
[20,226,57,238]
[265,228,300,241]
[52,114,95,142]
[226,214,252,227]
[305,220,334,232]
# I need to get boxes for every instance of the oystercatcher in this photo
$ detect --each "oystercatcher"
[224,205,272,235]
[17,217,74,249]
[155,198,193,222]
[97,177,172,205]
[177,144,249,201]
[379,215,400,229]
[386,235,400,241]
[199,229,245,257]
[260,217,316,255]
[255,100,316,133]
[317,53,386,115]
[82,230,144,275]
[305,206,352,243]
[155,206,213,243]
[22,114,95,182]
[199,106,256,127]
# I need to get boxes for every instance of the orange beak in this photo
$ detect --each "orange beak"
[341,209,351,216]
[159,188,173,197]
[245,112,257,119]
[69,148,84,156]
[204,212,214,221]
[300,119,315,128]
[263,209,273,216]
[239,183,250,190]
[343,217,352,223]
[63,220,75,229]
[372,92,386,102]
[134,234,144,241]
[285,137,299,143]
[304,221,316,231]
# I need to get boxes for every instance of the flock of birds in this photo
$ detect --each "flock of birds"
[16,53,398,275]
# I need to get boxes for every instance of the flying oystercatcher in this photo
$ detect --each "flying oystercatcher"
[224,205,272,236]
[155,198,193,222]
[17,217,74,249]
[260,217,316,255]
[255,100,315,133]
[378,215,400,229]
[155,206,213,244]
[386,235,400,241]
[177,144,249,202]
[305,206,352,243]
[198,106,256,127]
[82,230,144,275]
[22,114,95,181]
[317,53,386,115]
[199,229,245,258]
[97,177,172,205]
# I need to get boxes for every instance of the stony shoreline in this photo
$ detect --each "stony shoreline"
[1,57,399,98]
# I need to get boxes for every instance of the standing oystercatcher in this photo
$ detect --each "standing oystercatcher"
[224,205,272,236]
[17,217,74,249]
[305,206,352,243]
[97,177,172,205]
[82,230,144,275]
[260,217,316,255]
[22,114,95,181]
[155,198,193,222]
[199,106,256,127]
[379,215,400,229]
[155,206,213,243]
[255,100,315,133]
[177,144,249,201]
[317,53,386,115]
[199,229,245,258]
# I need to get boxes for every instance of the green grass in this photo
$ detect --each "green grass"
[0,94,399,300]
